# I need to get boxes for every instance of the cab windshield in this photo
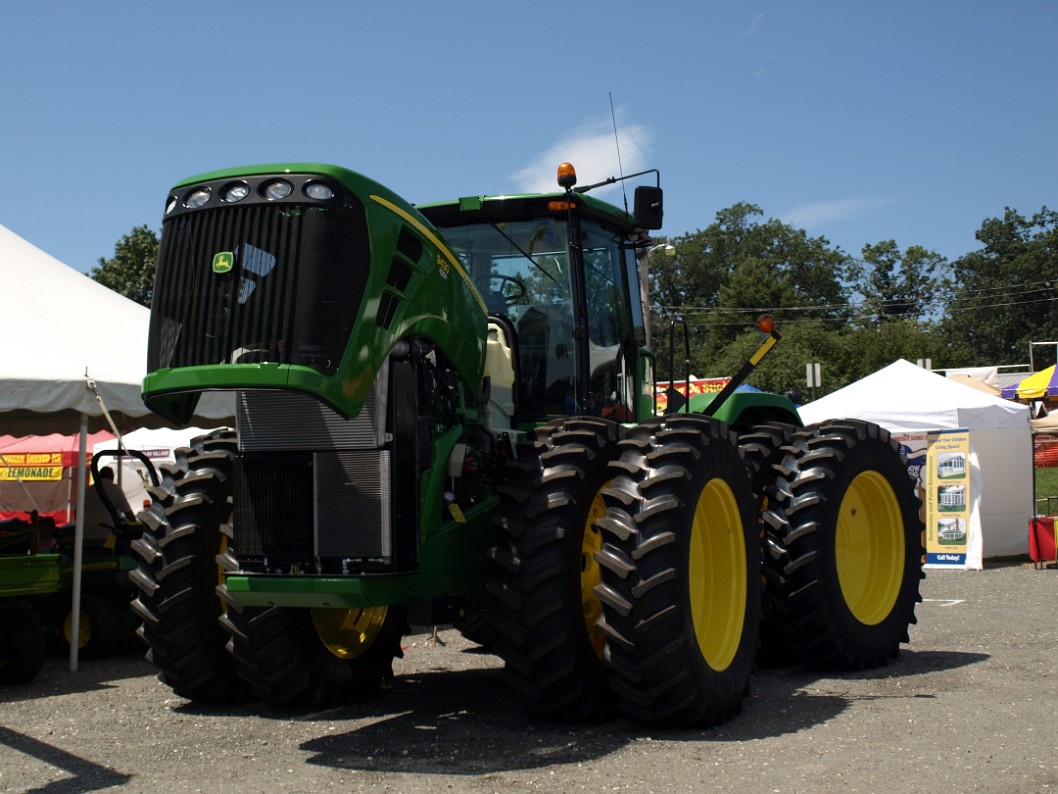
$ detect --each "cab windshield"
[437,215,639,423]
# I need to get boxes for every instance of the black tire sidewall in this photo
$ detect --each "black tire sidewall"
[488,416,622,720]
[0,607,46,685]
[130,429,241,701]
[598,414,760,726]
[672,422,760,716]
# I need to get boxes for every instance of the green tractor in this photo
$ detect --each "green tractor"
[46,449,159,660]
[0,519,65,685]
[132,161,924,725]
[1,449,156,677]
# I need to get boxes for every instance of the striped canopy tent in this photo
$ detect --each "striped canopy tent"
[1001,364,1058,402]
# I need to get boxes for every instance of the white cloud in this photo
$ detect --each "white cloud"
[510,115,652,199]
[781,197,898,229]
[746,12,765,37]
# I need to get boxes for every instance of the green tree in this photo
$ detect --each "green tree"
[708,206,852,343]
[940,207,1058,366]
[850,240,949,323]
[837,319,966,383]
[90,224,159,307]
[710,318,845,396]
[648,203,852,380]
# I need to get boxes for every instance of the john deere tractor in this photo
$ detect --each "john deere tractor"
[132,161,923,726]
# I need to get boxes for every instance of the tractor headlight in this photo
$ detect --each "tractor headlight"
[165,196,177,215]
[304,182,334,201]
[261,179,294,200]
[185,188,211,208]
[222,183,250,203]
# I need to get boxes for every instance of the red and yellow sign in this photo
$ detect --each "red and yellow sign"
[655,378,730,413]
[0,452,65,481]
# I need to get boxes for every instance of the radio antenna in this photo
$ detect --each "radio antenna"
[609,92,629,214]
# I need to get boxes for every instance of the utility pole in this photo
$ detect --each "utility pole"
[806,362,821,400]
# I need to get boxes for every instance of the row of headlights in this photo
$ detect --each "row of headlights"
[166,179,335,214]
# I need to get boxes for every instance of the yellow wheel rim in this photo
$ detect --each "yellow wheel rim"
[580,485,608,659]
[311,606,388,659]
[689,477,746,672]
[836,470,905,625]
[64,611,91,648]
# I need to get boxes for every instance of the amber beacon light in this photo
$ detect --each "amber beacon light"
[556,162,578,189]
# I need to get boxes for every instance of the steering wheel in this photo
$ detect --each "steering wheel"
[475,274,526,306]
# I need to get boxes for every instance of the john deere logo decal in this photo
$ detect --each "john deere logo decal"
[212,251,234,273]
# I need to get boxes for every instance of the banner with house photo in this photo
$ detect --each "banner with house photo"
[894,428,974,569]
[924,428,972,567]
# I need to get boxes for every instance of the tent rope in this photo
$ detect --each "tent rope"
[0,449,44,513]
[85,374,127,456]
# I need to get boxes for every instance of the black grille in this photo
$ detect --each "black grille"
[233,451,314,561]
[232,449,393,573]
[149,196,369,375]
[314,451,391,558]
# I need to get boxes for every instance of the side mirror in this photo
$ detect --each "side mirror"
[634,186,663,230]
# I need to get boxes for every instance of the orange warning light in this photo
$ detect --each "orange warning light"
[756,314,776,335]
[557,162,578,189]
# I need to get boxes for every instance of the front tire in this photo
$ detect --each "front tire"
[0,606,46,685]
[220,603,406,708]
[488,417,622,721]
[595,414,760,727]
[760,419,924,670]
[129,430,243,702]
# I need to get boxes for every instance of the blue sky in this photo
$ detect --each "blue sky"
[2,2,1054,275]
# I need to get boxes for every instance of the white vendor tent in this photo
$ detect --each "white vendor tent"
[94,426,222,510]
[0,223,233,432]
[0,223,232,670]
[1,224,158,433]
[798,359,1032,563]
[94,425,223,460]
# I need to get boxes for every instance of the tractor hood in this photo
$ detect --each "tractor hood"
[143,164,487,424]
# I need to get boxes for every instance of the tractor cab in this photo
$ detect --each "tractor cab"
[418,163,663,430]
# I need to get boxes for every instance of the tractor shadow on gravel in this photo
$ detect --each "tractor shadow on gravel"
[0,725,131,793]
[283,648,989,776]
[0,650,151,704]
[717,649,989,744]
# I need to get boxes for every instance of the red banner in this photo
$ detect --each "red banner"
[655,378,730,413]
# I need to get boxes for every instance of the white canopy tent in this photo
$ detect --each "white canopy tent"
[798,359,1032,563]
[0,223,232,669]
[1,224,157,433]
[94,426,222,510]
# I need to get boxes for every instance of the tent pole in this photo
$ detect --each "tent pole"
[69,413,87,672]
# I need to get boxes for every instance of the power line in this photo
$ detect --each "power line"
[653,291,1058,324]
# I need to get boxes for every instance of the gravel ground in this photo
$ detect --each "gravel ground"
[1,564,1056,794]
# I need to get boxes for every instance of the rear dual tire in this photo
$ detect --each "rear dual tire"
[488,417,622,721]
[759,419,924,670]
[595,415,760,727]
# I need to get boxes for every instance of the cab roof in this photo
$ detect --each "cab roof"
[416,191,647,241]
